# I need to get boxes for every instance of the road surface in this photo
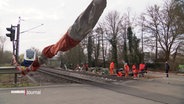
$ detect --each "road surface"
[0,71,184,104]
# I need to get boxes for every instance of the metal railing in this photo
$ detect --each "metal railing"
[0,66,21,84]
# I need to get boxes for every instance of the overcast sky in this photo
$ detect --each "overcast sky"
[0,0,164,54]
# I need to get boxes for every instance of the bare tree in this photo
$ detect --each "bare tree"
[87,33,93,67]
[0,36,6,52]
[119,10,138,65]
[97,26,106,68]
[142,0,184,61]
[138,15,146,53]
[0,36,6,64]
[102,11,123,68]
[142,5,160,61]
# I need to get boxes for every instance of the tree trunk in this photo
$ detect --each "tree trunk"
[87,36,93,67]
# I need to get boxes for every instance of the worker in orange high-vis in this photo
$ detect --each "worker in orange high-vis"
[109,62,115,75]
[124,63,130,78]
[16,0,107,75]
[116,68,123,77]
[117,70,123,77]
[139,62,145,77]
[132,64,138,79]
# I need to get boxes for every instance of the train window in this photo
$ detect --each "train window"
[26,49,34,59]
[24,49,36,61]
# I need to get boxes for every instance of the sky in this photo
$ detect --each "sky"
[0,0,164,54]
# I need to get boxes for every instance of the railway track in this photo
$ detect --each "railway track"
[37,67,184,104]
[39,66,132,81]
[38,67,119,84]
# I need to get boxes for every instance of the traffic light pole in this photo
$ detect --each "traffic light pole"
[16,24,20,62]
[6,17,42,84]
[6,24,20,84]
[13,23,20,85]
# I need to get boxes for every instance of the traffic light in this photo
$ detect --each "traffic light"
[6,25,15,41]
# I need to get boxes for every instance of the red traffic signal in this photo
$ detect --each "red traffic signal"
[6,26,15,41]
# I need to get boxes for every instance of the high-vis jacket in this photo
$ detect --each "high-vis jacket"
[124,63,130,77]
[132,64,138,78]
[29,0,107,72]
[109,62,115,75]
[139,63,145,72]
[110,62,115,69]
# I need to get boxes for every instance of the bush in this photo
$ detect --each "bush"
[146,62,165,71]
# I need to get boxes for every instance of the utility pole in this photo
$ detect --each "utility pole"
[140,15,145,63]
[141,15,145,53]
[141,25,144,53]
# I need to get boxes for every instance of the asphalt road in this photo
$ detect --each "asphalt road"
[0,71,184,104]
